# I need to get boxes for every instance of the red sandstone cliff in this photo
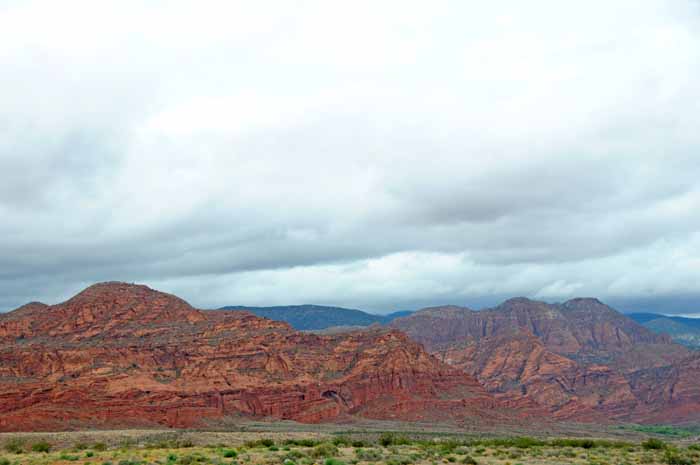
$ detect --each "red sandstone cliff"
[391,297,693,423]
[0,282,513,432]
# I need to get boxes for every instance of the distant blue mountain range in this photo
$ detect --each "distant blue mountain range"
[219,303,700,347]
[218,304,412,330]
[627,313,700,348]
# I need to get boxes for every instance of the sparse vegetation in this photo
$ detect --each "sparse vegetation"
[664,449,694,465]
[0,430,693,465]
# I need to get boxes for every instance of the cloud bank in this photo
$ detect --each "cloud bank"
[1,0,699,313]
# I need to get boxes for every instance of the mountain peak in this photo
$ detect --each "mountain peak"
[0,282,207,341]
[497,297,550,309]
[59,281,204,325]
[562,297,606,308]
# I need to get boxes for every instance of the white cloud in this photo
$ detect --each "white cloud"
[1,0,699,312]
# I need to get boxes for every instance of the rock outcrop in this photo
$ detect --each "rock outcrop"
[0,282,512,432]
[391,297,693,423]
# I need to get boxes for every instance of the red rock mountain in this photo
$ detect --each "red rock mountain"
[0,282,517,432]
[391,297,694,423]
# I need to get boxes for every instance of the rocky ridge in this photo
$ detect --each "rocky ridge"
[0,282,515,432]
[390,297,694,423]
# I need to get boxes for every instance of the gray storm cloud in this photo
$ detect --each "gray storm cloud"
[1,0,699,313]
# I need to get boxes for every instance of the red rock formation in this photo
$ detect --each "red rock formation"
[391,297,693,423]
[0,282,517,432]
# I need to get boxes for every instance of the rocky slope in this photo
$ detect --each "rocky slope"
[391,298,693,423]
[0,283,511,432]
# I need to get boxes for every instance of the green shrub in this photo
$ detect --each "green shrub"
[0,457,10,465]
[61,453,81,461]
[4,439,24,454]
[462,456,477,465]
[94,443,108,452]
[332,437,351,447]
[31,441,51,453]
[283,460,297,465]
[244,439,275,449]
[86,451,95,457]
[311,444,339,459]
[552,438,596,449]
[284,439,319,448]
[379,433,395,447]
[643,439,667,450]
[75,442,90,450]
[223,450,237,458]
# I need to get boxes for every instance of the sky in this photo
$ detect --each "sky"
[1,0,699,314]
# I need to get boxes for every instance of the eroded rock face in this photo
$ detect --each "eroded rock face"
[391,297,693,423]
[0,283,513,432]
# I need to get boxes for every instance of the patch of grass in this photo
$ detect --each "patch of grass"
[324,459,346,465]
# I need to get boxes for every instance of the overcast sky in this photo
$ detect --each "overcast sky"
[1,0,699,314]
